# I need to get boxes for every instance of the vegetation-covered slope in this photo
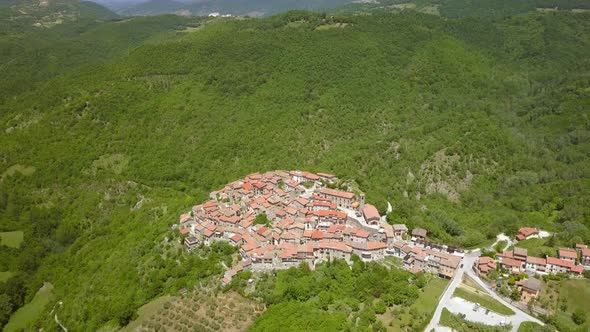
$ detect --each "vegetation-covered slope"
[0,6,589,331]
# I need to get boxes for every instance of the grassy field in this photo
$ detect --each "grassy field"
[0,230,24,248]
[379,277,449,331]
[453,277,514,316]
[510,238,559,258]
[517,321,545,331]
[536,278,590,331]
[440,308,510,332]
[4,282,54,332]
[0,271,14,282]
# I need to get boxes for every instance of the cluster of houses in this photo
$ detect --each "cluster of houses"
[177,170,462,284]
[475,227,589,277]
[474,227,589,301]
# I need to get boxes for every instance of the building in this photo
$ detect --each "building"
[475,256,497,275]
[362,204,380,225]
[500,257,523,274]
[525,256,546,274]
[516,227,539,241]
[392,224,408,238]
[546,257,573,274]
[412,228,427,241]
[582,248,590,267]
[558,248,577,263]
[318,188,355,209]
[185,236,199,251]
[513,247,528,262]
[519,277,541,303]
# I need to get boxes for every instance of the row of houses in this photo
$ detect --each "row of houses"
[475,245,589,277]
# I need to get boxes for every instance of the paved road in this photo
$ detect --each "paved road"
[424,251,544,332]
[423,255,466,332]
[463,252,544,331]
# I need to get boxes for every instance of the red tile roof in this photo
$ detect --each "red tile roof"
[319,188,355,200]
[546,257,574,268]
[311,230,324,240]
[518,227,538,237]
[318,241,352,253]
[352,228,369,238]
[501,257,522,268]
[526,256,546,265]
[559,248,578,259]
[362,204,380,221]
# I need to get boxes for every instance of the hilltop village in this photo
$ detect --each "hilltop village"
[177,170,462,284]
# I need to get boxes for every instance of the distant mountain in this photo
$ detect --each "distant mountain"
[0,0,118,33]
[118,0,188,16]
[117,0,352,17]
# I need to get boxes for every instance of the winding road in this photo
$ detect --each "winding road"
[424,251,544,332]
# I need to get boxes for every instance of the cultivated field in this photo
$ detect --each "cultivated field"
[125,289,264,332]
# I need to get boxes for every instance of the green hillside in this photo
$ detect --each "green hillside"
[0,5,589,331]
[0,0,118,34]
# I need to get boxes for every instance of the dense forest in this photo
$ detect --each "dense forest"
[0,0,589,330]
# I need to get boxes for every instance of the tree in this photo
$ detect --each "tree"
[572,308,586,325]
[0,294,14,329]
[254,214,271,227]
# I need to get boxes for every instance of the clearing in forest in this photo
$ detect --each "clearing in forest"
[4,282,55,332]
[0,230,24,248]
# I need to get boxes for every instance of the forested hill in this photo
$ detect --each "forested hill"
[0,7,589,331]
[0,0,117,35]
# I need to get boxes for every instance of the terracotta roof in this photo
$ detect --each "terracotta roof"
[302,172,320,180]
[582,248,590,257]
[230,234,242,242]
[526,256,546,265]
[180,228,190,235]
[319,188,355,200]
[311,230,324,240]
[571,265,583,273]
[559,248,578,259]
[497,251,514,259]
[351,228,369,238]
[546,257,573,268]
[362,204,380,221]
[501,257,522,268]
[318,241,352,253]
[518,227,538,237]
[478,256,495,264]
